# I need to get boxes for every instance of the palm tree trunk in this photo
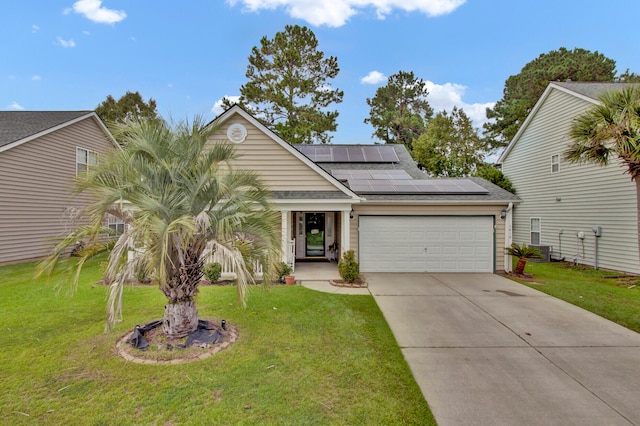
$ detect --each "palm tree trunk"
[514,257,527,275]
[162,299,198,338]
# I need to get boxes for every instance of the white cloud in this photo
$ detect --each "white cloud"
[32,75,41,81]
[361,70,386,85]
[7,101,25,110]
[56,37,76,48]
[425,81,495,129]
[82,30,91,35]
[70,0,127,24]
[32,25,40,33]
[227,0,465,27]
[212,96,240,115]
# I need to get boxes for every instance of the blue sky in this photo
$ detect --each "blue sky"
[3,0,640,145]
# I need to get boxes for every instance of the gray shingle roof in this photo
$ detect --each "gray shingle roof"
[270,191,352,200]
[0,111,92,148]
[553,82,636,101]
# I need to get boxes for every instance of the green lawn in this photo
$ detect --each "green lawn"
[512,261,640,333]
[0,257,434,425]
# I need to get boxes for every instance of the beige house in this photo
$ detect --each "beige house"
[0,111,118,265]
[212,106,519,274]
[498,82,640,274]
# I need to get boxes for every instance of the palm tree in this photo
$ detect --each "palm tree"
[566,85,640,261]
[38,117,281,338]
[505,243,542,275]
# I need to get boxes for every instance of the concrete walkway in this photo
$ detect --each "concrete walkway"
[365,273,640,426]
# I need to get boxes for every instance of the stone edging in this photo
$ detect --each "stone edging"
[329,279,368,288]
[115,323,239,365]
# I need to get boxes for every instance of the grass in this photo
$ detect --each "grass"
[512,261,640,333]
[0,256,434,425]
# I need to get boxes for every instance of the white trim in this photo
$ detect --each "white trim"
[0,112,120,154]
[211,106,361,201]
[551,153,560,173]
[530,217,541,245]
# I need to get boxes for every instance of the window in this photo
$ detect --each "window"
[551,154,560,173]
[530,218,540,245]
[77,147,98,175]
[108,216,125,234]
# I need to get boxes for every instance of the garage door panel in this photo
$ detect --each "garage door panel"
[359,216,493,273]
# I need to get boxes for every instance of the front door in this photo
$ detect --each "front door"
[305,212,325,257]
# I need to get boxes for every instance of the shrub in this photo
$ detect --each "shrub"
[338,250,359,283]
[276,261,292,283]
[505,243,542,275]
[203,262,222,283]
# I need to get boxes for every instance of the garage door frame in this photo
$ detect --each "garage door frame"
[358,214,496,273]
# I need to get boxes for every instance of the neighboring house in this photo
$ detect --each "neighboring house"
[0,111,118,265]
[498,82,640,274]
[210,106,519,274]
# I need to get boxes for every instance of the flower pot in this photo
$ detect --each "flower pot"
[284,275,295,285]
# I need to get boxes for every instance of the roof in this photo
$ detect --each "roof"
[0,111,93,148]
[295,144,519,203]
[552,81,635,101]
[498,82,635,164]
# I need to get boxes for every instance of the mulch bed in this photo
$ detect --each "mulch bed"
[116,319,238,365]
[329,278,368,288]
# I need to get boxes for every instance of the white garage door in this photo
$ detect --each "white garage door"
[359,216,494,273]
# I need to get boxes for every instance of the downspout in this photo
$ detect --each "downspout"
[503,202,514,273]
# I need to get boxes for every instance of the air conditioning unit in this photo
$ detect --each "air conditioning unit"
[530,245,552,262]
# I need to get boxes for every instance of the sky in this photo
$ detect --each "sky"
[3,0,640,146]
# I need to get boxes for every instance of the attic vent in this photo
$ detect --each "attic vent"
[227,123,247,143]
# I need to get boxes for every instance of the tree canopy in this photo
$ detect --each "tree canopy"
[95,91,158,123]
[224,24,343,144]
[484,48,618,149]
[474,165,516,193]
[364,70,433,150]
[38,117,280,337]
[413,107,486,177]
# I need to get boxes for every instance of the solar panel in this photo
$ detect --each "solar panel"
[295,145,399,163]
[331,169,412,180]
[346,179,489,194]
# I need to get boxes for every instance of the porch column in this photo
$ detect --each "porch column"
[281,209,291,262]
[503,203,513,273]
[340,208,351,256]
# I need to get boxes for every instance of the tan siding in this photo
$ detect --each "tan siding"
[0,118,115,264]
[502,88,640,273]
[349,204,506,272]
[210,116,338,192]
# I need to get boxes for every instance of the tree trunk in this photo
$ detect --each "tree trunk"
[514,257,527,275]
[162,299,198,338]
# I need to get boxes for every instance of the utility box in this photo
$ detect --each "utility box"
[530,245,552,262]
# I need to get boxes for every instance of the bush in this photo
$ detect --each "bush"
[276,261,292,283]
[338,250,359,283]
[203,262,222,283]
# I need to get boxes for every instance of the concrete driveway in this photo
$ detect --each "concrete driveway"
[365,273,640,426]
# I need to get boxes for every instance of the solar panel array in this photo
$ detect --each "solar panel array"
[331,169,412,180]
[330,169,488,194]
[297,145,399,163]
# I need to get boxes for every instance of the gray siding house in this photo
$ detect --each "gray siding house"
[0,111,118,265]
[498,82,639,274]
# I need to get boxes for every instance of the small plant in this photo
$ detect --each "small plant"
[203,262,222,283]
[276,261,292,283]
[506,243,543,275]
[338,249,359,283]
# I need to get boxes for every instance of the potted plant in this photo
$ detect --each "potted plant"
[276,261,294,285]
[505,243,543,275]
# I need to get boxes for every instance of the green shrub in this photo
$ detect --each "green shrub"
[338,250,359,283]
[203,262,222,282]
[276,261,292,282]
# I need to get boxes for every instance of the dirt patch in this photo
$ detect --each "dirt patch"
[329,278,368,288]
[116,319,238,365]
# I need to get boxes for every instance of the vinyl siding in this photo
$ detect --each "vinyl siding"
[210,115,338,192]
[502,88,640,273]
[349,204,506,272]
[0,118,115,264]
